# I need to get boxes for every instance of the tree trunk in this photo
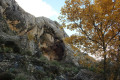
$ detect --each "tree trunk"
[104,54,107,80]
[103,35,107,80]
[113,32,120,80]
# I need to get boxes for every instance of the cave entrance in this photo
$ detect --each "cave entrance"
[42,39,66,61]
[53,40,65,61]
[4,41,20,53]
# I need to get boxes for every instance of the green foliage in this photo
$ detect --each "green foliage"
[39,55,48,61]
[49,60,61,67]
[25,50,32,56]
[39,55,80,75]
[0,47,13,53]
[14,73,27,80]
[0,47,2,52]
[42,77,52,80]
[89,67,96,72]
[63,65,79,74]
[21,50,32,56]
[39,56,61,67]
[4,47,13,53]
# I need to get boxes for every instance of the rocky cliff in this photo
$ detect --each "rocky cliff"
[0,0,104,80]
[0,0,79,65]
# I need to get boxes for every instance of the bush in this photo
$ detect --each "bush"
[0,47,13,53]
[64,66,79,73]
[42,77,52,80]
[39,55,48,61]
[25,50,32,56]
[0,47,2,53]
[14,73,27,80]
[49,60,61,67]
[89,67,96,72]
[4,47,13,53]
[21,50,32,56]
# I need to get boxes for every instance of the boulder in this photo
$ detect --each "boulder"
[73,69,103,80]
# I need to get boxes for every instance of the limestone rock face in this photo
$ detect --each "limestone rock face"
[73,69,103,80]
[0,0,78,65]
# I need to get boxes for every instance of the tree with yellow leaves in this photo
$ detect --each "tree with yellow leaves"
[60,0,120,80]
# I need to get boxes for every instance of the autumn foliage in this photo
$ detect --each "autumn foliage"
[60,0,120,80]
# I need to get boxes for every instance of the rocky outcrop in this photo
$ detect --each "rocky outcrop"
[0,52,80,80]
[0,0,79,65]
[73,69,103,80]
[0,52,103,80]
[0,0,105,80]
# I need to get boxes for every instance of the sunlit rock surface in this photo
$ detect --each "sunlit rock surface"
[0,0,105,80]
[0,0,78,65]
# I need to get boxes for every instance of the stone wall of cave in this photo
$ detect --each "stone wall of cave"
[40,33,66,61]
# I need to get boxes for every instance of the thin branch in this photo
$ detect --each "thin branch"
[74,19,102,46]
[104,20,114,35]
[93,21,103,42]
[106,32,119,46]
[80,24,102,46]
[100,22,103,39]
[104,20,110,34]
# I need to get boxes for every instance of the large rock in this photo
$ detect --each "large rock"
[0,0,79,65]
[73,69,103,80]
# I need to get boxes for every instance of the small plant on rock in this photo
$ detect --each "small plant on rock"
[14,73,27,80]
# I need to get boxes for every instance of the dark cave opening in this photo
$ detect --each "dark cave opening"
[53,40,65,61]
[41,39,66,61]
[4,41,20,53]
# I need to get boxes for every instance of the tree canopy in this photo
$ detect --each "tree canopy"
[60,0,120,80]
